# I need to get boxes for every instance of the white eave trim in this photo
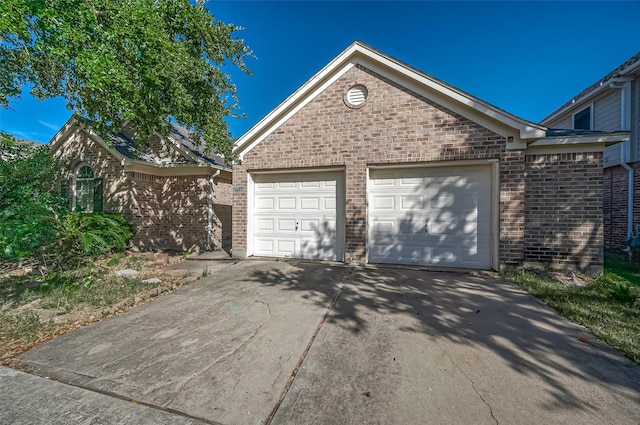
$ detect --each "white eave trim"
[234,42,546,158]
[541,59,640,125]
[529,133,630,147]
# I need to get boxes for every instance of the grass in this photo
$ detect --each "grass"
[0,251,191,365]
[504,255,640,364]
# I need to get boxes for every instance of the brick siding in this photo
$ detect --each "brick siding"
[604,162,640,249]
[233,65,512,263]
[233,64,605,270]
[525,153,603,269]
[53,127,231,252]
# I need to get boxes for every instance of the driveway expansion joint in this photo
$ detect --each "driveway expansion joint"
[263,266,355,425]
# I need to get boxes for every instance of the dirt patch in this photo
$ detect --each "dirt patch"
[0,250,205,367]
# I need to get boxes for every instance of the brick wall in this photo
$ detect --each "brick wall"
[525,153,603,269]
[54,131,130,213]
[604,161,640,249]
[129,173,212,252]
[214,174,233,252]
[233,65,515,263]
[54,127,230,252]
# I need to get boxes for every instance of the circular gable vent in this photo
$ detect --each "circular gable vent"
[345,84,368,108]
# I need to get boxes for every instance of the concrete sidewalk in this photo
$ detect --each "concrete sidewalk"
[0,366,204,424]
[7,260,640,424]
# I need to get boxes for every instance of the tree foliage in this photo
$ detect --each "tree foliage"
[1,0,251,162]
[0,139,68,260]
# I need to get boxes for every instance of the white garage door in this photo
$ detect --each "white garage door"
[368,165,492,269]
[252,171,344,260]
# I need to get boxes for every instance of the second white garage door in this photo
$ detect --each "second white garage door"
[252,171,344,260]
[368,165,493,269]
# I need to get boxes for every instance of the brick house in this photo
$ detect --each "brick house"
[232,41,628,271]
[541,52,640,250]
[49,117,232,253]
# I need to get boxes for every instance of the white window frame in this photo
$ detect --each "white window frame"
[72,164,95,212]
[572,103,594,130]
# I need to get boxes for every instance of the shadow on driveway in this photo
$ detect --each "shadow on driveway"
[14,260,640,425]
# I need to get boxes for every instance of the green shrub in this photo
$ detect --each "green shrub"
[57,212,134,260]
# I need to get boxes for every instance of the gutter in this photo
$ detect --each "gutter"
[207,169,221,250]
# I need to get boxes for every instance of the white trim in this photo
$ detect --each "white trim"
[621,81,632,131]
[123,161,223,177]
[72,163,95,212]
[365,162,497,270]
[234,42,546,158]
[572,103,594,130]
[525,144,607,155]
[491,162,499,271]
[541,57,640,125]
[368,158,499,169]
[236,64,355,159]
[247,169,346,261]
[529,133,629,147]
[246,172,256,257]
[249,166,345,175]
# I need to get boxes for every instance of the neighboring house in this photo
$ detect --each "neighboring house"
[49,118,232,253]
[541,52,640,250]
[232,41,629,272]
[0,137,42,161]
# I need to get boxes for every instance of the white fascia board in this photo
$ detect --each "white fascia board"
[541,60,640,126]
[234,42,546,159]
[234,44,361,158]
[525,144,607,155]
[48,116,78,153]
[353,51,546,139]
[124,161,218,177]
[529,133,630,147]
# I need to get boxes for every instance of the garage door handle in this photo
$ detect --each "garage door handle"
[295,220,299,231]
[425,219,429,234]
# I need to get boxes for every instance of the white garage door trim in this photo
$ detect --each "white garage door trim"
[366,161,498,270]
[247,169,345,261]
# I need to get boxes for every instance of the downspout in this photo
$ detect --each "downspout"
[207,169,221,251]
[621,142,634,243]
[618,80,634,247]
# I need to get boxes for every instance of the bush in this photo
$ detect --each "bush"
[56,213,134,262]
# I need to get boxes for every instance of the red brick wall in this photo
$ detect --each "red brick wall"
[234,65,606,270]
[233,65,511,263]
[54,127,230,252]
[54,130,130,213]
[604,162,640,249]
[525,153,603,269]
[129,173,212,252]
[213,174,233,252]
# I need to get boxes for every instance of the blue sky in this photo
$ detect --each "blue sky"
[2,1,639,143]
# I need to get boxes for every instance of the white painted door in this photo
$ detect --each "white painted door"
[252,171,344,260]
[368,165,492,269]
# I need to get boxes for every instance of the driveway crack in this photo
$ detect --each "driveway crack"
[161,302,273,409]
[436,341,498,425]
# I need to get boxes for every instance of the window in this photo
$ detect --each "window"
[573,106,592,130]
[74,165,103,212]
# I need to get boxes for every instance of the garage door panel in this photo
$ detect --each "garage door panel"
[255,197,275,211]
[253,171,343,260]
[368,165,492,269]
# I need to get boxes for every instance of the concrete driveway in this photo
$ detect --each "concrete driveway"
[8,260,640,424]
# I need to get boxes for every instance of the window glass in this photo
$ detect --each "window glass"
[573,107,591,130]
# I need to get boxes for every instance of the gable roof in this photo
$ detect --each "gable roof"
[234,41,547,158]
[49,117,230,171]
[0,137,43,161]
[541,51,640,125]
